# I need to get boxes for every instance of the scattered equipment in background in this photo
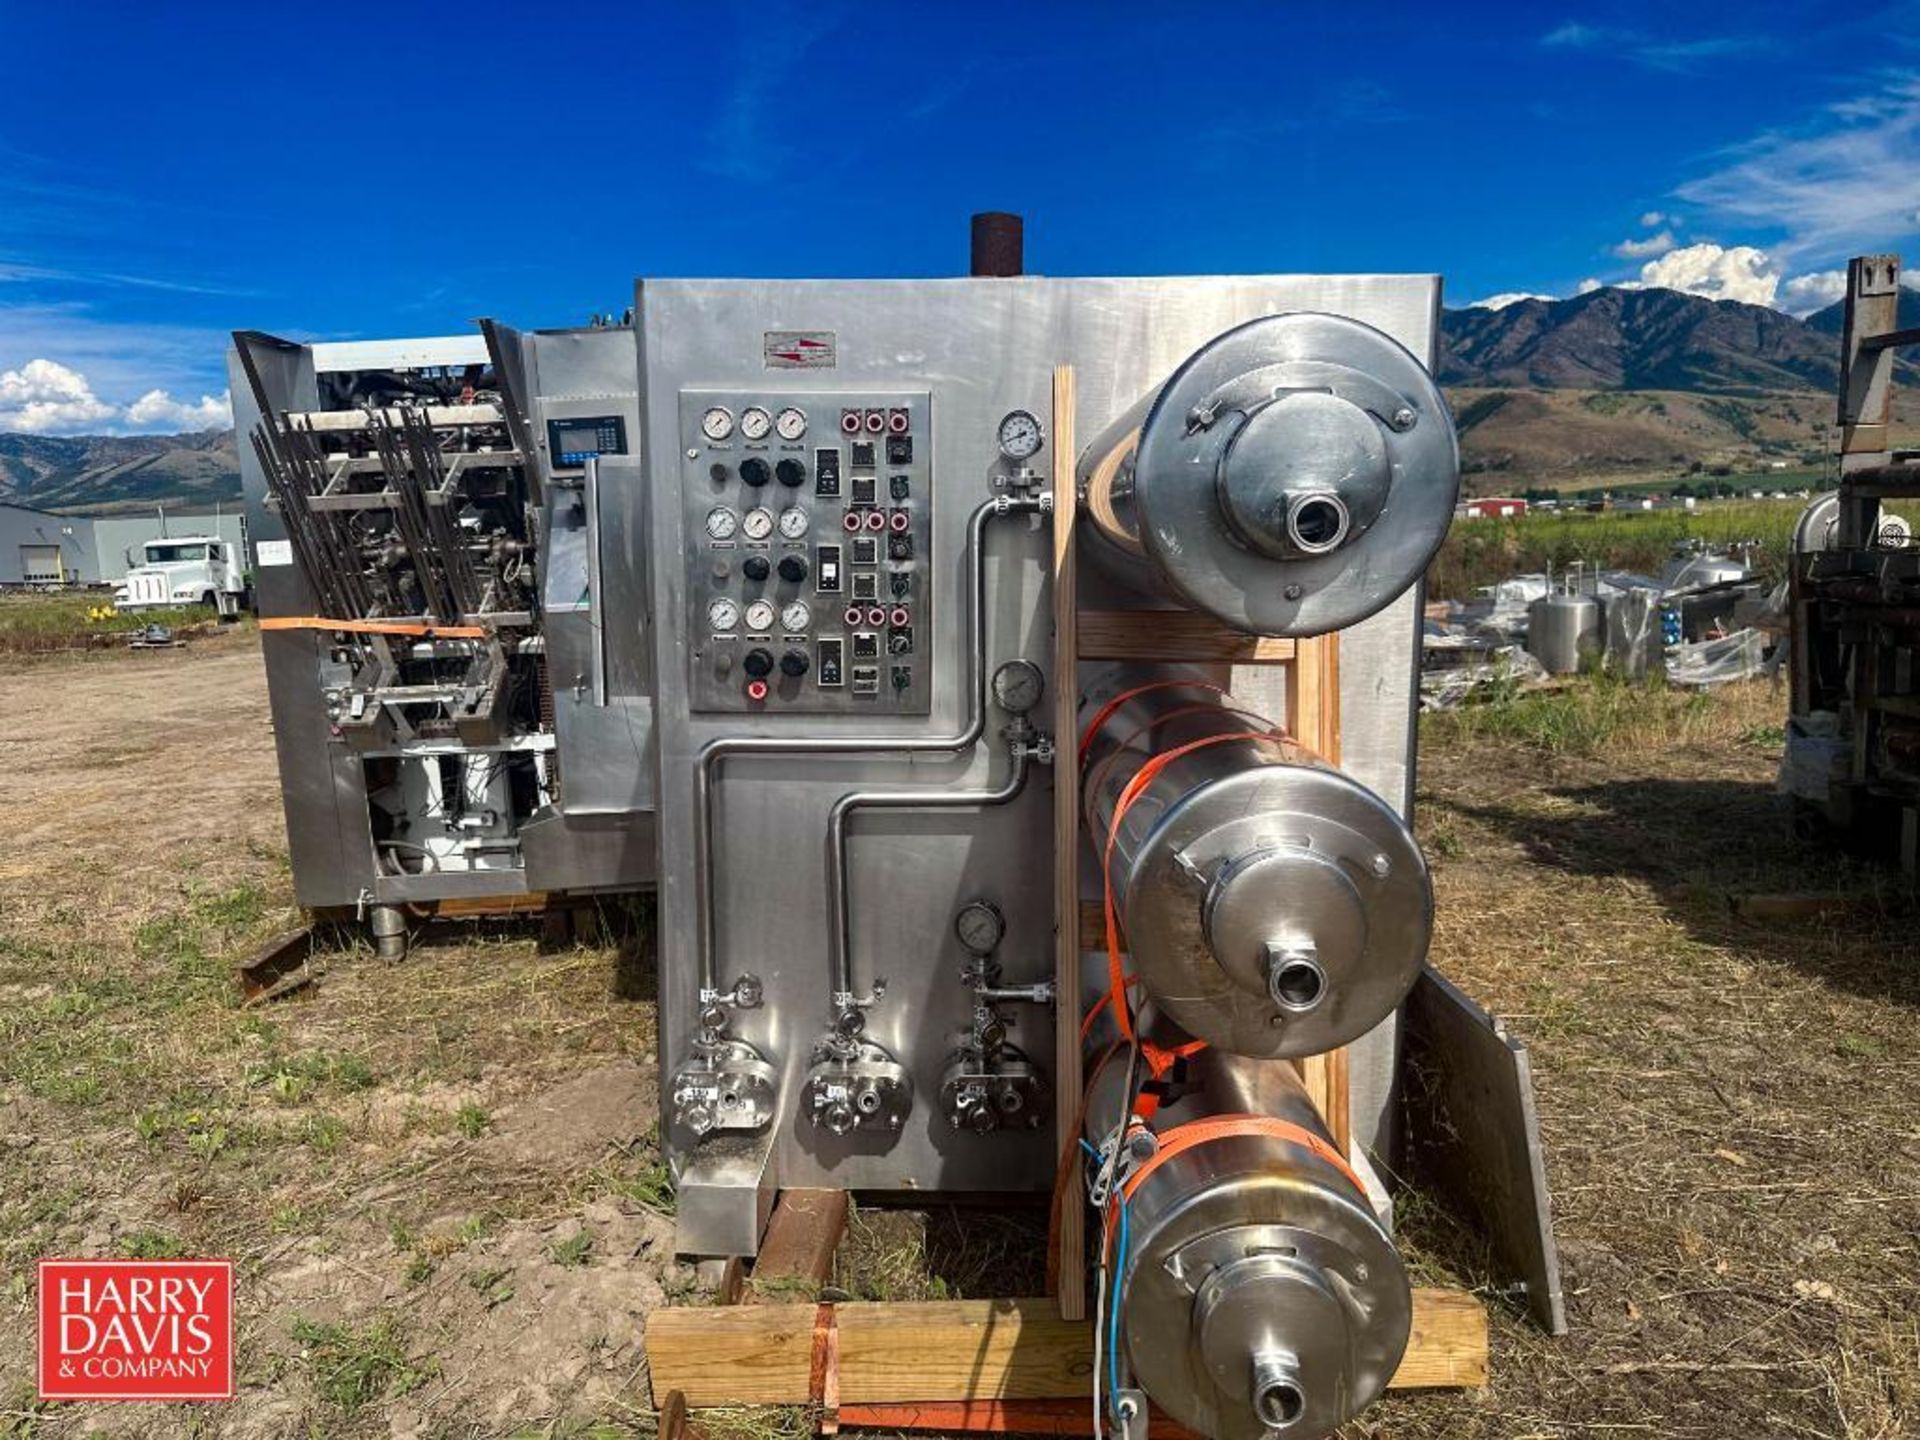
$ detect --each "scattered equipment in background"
[1785,253,1920,868]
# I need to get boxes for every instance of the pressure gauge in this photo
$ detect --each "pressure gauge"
[954,899,1007,956]
[705,506,739,541]
[701,406,734,443]
[707,598,739,632]
[742,506,775,540]
[744,599,777,633]
[776,406,808,441]
[739,406,772,441]
[781,600,811,633]
[991,658,1045,716]
[996,409,1044,461]
[778,507,810,540]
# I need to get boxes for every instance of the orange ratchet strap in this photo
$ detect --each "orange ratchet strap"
[1119,1113,1368,1206]
[1097,729,1283,1052]
[1076,678,1225,765]
[260,616,489,639]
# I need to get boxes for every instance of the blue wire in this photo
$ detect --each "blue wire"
[1106,1200,1130,1411]
[1079,1138,1102,1164]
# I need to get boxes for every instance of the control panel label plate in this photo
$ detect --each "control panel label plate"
[764,331,836,369]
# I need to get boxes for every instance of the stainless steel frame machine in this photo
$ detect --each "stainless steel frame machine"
[235,261,1514,1438]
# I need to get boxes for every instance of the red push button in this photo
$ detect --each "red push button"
[745,679,769,702]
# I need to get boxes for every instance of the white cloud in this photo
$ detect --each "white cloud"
[1539,21,1770,71]
[1631,242,1780,305]
[0,359,118,433]
[1470,292,1553,310]
[1780,270,1849,316]
[125,387,231,431]
[1612,229,1676,259]
[1577,277,1604,294]
[1639,210,1668,227]
[1676,73,1920,261]
[0,358,230,435]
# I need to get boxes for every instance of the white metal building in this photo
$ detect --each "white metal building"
[0,503,99,585]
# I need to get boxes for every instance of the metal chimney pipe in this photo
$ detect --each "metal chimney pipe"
[969,212,1023,277]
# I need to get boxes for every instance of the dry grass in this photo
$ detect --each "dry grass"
[6,642,1919,1437]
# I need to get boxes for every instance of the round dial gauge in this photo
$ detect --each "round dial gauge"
[739,406,773,441]
[744,599,777,633]
[707,598,739,632]
[954,899,1007,956]
[991,658,1046,715]
[742,506,775,540]
[778,507,810,539]
[705,506,739,541]
[701,406,735,442]
[781,601,811,633]
[775,406,808,441]
[996,409,1044,460]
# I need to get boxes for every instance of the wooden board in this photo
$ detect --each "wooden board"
[746,1189,849,1303]
[1078,611,1298,662]
[1049,365,1086,1323]
[645,1290,1487,1407]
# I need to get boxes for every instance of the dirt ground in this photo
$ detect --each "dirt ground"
[1,637,1917,1437]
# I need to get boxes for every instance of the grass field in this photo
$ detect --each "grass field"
[1424,496,1920,600]
[4,637,1918,1437]
[0,591,227,654]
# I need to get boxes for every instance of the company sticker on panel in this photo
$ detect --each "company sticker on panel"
[764,331,836,368]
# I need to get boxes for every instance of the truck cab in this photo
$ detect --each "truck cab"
[114,535,244,617]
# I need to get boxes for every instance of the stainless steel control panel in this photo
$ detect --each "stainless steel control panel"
[680,390,932,713]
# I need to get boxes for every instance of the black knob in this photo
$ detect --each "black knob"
[742,555,771,582]
[740,457,772,488]
[780,648,811,677]
[777,554,809,584]
[743,648,775,679]
[776,458,807,488]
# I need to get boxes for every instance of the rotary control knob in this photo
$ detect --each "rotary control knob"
[778,554,810,584]
[740,457,772,488]
[780,648,811,678]
[742,555,771,582]
[743,648,775,679]
[776,458,807,488]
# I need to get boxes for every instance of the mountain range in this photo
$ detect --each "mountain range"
[4,284,1918,509]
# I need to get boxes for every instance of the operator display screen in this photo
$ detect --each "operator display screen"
[546,415,627,468]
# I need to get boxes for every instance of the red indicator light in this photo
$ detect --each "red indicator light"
[746,679,769,702]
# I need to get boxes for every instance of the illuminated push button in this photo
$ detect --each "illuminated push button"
[745,679,769,702]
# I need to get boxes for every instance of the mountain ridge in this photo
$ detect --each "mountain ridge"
[2,284,1911,508]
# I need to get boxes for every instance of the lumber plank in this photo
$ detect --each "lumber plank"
[747,1189,848,1302]
[1050,365,1086,1322]
[644,1290,1486,1407]
[1079,611,1297,662]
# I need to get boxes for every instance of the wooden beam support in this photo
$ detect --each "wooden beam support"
[1078,611,1297,663]
[645,1290,1487,1408]
[745,1188,849,1303]
[1050,365,1087,1323]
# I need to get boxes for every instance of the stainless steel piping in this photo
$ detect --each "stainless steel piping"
[691,491,1048,1008]
[826,737,1036,1019]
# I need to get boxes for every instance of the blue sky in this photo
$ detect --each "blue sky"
[2,0,1918,433]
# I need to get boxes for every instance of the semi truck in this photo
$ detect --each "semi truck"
[114,534,245,616]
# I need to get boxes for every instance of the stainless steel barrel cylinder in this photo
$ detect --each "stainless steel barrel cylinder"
[1080,673,1430,1059]
[1084,1046,1410,1440]
[1077,312,1458,636]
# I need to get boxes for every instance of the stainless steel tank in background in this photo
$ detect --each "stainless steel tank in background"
[1078,671,1431,1059]
[1527,591,1601,675]
[1084,1038,1411,1440]
[1076,313,1459,636]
